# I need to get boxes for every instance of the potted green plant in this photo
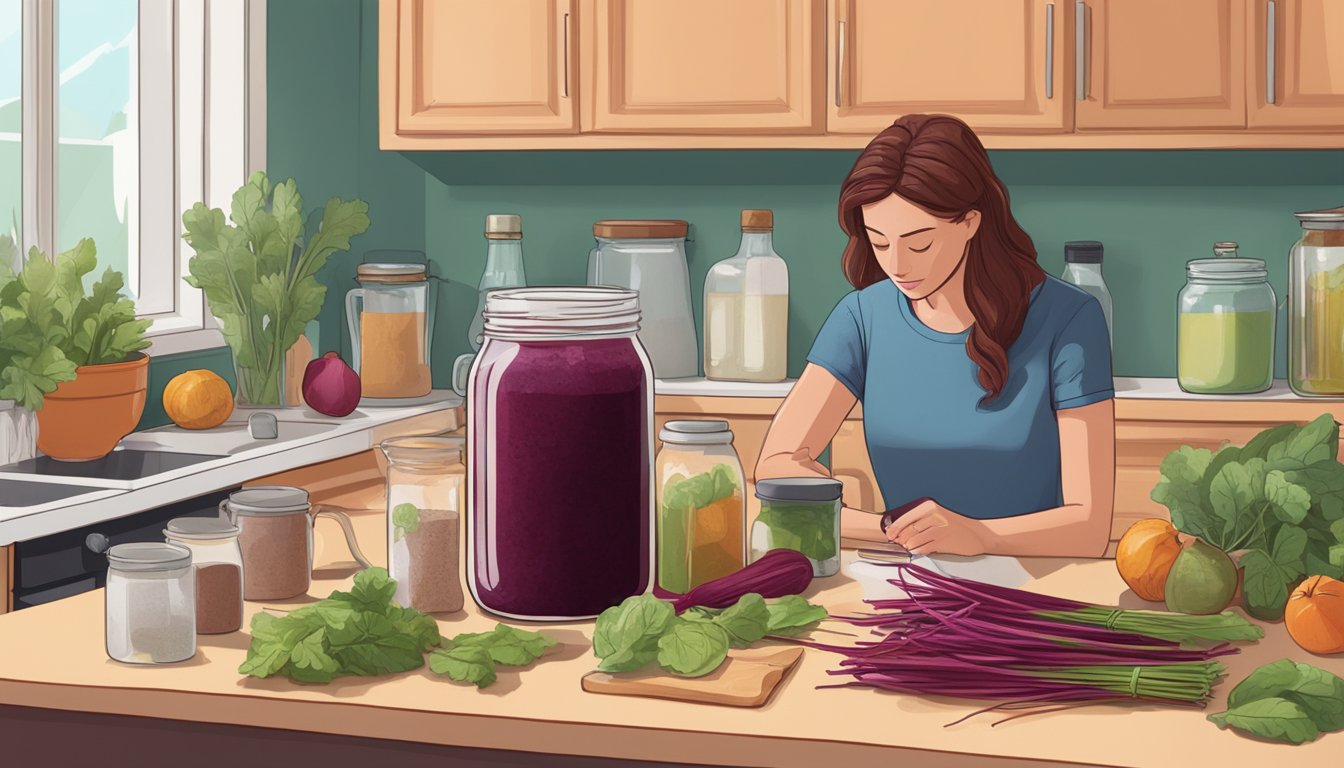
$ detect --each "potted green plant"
[0,238,151,462]
[181,172,370,408]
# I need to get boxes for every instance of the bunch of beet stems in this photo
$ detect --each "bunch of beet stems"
[801,562,1259,723]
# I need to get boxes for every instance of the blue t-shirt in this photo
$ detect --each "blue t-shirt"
[807,275,1114,520]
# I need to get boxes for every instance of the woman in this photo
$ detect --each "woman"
[756,115,1115,558]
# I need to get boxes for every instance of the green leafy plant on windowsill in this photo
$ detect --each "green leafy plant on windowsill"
[0,238,151,411]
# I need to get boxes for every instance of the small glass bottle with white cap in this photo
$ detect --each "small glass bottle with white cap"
[105,542,196,664]
[655,420,746,593]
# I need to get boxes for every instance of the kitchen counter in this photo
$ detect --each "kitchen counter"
[1,507,1340,767]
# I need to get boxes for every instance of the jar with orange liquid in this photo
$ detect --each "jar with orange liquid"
[655,420,746,594]
[345,264,433,400]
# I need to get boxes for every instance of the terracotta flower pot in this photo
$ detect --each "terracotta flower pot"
[37,353,150,461]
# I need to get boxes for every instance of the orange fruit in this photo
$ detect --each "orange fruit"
[163,369,234,430]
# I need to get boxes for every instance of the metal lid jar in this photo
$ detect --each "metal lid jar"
[751,477,843,578]
[1289,206,1344,395]
[655,420,746,594]
[164,517,244,635]
[105,542,196,664]
[1177,244,1276,395]
[381,436,465,614]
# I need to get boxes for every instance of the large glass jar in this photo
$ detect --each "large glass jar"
[1290,207,1344,395]
[704,209,790,383]
[105,543,196,664]
[751,478,842,578]
[1177,248,1276,394]
[656,420,746,594]
[345,263,433,400]
[467,287,653,620]
[164,518,244,634]
[382,436,465,614]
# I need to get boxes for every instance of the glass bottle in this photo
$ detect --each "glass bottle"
[704,209,789,382]
[381,436,466,614]
[1289,207,1344,395]
[453,215,528,395]
[1177,244,1276,394]
[164,517,244,635]
[656,420,746,594]
[345,263,433,400]
[1060,240,1114,348]
[468,287,653,620]
[105,543,196,664]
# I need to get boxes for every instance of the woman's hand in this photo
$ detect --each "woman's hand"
[886,499,993,556]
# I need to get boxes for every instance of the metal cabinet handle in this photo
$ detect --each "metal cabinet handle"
[1046,3,1055,99]
[1266,0,1277,105]
[835,20,846,108]
[562,10,571,98]
[1074,1,1087,101]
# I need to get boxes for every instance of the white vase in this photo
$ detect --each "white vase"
[0,400,39,465]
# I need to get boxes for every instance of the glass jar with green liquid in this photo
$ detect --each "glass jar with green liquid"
[1177,243,1276,394]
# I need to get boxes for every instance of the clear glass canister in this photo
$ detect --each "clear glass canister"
[164,518,244,634]
[751,478,843,578]
[656,420,746,594]
[468,287,654,620]
[704,209,790,383]
[1290,207,1344,395]
[345,263,433,400]
[1177,247,1276,394]
[105,542,196,664]
[382,436,465,614]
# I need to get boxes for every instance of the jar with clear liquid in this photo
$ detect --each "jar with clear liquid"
[704,210,789,382]
[453,214,527,395]
[1290,207,1344,395]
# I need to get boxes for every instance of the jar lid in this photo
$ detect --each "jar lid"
[357,263,427,283]
[483,286,641,340]
[1064,241,1103,264]
[224,486,310,515]
[1186,258,1268,281]
[1296,206,1344,230]
[755,477,843,503]
[486,213,522,239]
[379,436,463,468]
[164,517,240,540]
[660,420,734,445]
[107,542,192,572]
[593,220,688,239]
[741,209,773,232]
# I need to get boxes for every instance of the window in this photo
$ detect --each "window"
[5,0,266,355]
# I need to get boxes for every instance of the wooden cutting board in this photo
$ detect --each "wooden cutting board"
[580,646,805,708]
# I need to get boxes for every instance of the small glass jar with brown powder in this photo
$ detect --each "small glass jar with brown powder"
[165,517,244,634]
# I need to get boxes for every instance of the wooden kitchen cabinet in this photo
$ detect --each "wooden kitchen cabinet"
[827,0,1070,134]
[1075,0,1247,130]
[378,0,578,139]
[1247,0,1344,129]
[583,0,824,134]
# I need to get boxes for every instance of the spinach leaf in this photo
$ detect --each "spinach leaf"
[656,619,730,677]
[392,503,421,543]
[1216,660,1344,742]
[1208,460,1265,547]
[765,595,830,636]
[1240,423,1298,461]
[1265,471,1311,525]
[446,623,558,667]
[429,645,497,688]
[1267,415,1339,471]
[711,593,769,648]
[1270,525,1308,580]
[1151,446,1215,537]
[1209,697,1321,744]
[1240,550,1291,622]
[593,595,675,673]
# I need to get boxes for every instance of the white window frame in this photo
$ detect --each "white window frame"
[19,0,266,356]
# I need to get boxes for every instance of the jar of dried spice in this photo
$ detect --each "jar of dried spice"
[382,436,465,613]
[164,517,244,634]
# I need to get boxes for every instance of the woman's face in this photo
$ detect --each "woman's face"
[860,193,981,300]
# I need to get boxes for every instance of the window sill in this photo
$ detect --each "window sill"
[142,326,225,357]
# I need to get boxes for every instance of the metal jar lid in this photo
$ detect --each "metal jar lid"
[1295,206,1344,230]
[356,263,427,283]
[223,486,311,515]
[1064,241,1103,264]
[486,213,522,240]
[755,477,843,503]
[660,419,734,445]
[107,542,192,572]
[164,517,240,540]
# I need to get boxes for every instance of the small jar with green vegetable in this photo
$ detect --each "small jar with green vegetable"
[751,478,843,578]
[656,420,747,594]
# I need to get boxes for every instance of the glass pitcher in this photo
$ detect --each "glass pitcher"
[381,436,465,613]
[346,263,433,401]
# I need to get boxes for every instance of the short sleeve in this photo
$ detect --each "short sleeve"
[1051,297,1115,410]
[806,291,867,400]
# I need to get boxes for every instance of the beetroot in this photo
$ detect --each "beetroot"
[302,352,361,416]
[660,548,813,614]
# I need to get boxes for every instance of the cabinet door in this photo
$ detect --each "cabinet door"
[1248,0,1344,128]
[383,0,577,135]
[827,0,1068,135]
[1076,0,1246,130]
[584,0,823,134]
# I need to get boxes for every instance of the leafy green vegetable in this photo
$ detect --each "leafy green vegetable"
[428,624,559,688]
[710,593,769,648]
[1209,659,1344,744]
[1152,414,1344,619]
[656,620,730,677]
[182,172,369,405]
[764,595,830,636]
[593,595,675,673]
[392,503,421,543]
[0,240,149,410]
[756,502,838,563]
[238,568,441,684]
[429,645,497,688]
[658,464,742,593]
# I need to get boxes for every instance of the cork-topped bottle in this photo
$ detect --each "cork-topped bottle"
[703,209,790,382]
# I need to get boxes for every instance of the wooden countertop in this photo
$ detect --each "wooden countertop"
[1,508,1341,767]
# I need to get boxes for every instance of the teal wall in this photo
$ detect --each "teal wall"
[268,0,1344,382]
[136,347,236,430]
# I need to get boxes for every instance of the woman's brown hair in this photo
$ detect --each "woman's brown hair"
[838,114,1044,402]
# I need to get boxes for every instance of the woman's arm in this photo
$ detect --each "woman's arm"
[754,363,857,480]
[889,399,1116,558]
